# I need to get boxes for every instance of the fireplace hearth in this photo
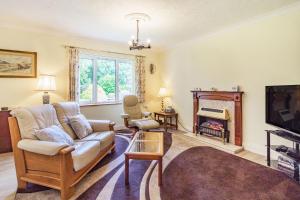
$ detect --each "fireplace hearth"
[197,107,229,144]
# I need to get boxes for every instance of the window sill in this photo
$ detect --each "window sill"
[80,102,122,107]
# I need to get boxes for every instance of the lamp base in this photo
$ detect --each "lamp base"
[161,98,164,112]
[42,92,50,104]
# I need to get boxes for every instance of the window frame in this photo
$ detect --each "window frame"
[78,53,135,105]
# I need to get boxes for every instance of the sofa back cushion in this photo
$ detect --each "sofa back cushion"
[10,108,39,140]
[11,104,62,140]
[53,102,80,139]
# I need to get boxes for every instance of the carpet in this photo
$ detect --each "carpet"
[160,146,300,200]
[14,132,300,200]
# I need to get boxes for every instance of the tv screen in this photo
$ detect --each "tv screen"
[266,85,300,135]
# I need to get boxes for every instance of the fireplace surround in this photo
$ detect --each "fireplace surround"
[191,90,244,146]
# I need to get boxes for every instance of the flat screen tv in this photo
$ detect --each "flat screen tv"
[266,85,300,135]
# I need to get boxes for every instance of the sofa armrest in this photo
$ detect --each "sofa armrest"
[121,113,129,119]
[88,120,115,132]
[18,139,70,156]
[142,112,152,118]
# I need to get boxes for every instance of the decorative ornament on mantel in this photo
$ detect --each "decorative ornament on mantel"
[126,13,151,50]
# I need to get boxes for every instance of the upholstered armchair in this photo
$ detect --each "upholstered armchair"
[121,95,160,130]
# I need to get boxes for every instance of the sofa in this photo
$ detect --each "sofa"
[8,102,115,200]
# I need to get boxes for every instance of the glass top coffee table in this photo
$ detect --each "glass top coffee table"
[124,131,164,186]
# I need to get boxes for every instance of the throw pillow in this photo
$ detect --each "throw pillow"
[69,114,93,139]
[34,125,74,145]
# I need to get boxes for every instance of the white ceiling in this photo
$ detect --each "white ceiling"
[0,0,299,48]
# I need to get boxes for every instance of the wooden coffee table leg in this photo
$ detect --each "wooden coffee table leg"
[125,155,129,185]
[158,157,162,186]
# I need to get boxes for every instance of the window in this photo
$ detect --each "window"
[79,53,135,104]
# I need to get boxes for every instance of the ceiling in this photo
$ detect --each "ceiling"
[0,0,299,48]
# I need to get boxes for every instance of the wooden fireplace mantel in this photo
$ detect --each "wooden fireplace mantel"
[191,90,244,146]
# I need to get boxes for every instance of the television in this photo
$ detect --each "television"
[266,85,300,135]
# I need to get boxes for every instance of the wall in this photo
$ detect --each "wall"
[0,28,163,125]
[161,6,300,155]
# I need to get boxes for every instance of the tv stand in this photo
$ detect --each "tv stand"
[266,130,300,182]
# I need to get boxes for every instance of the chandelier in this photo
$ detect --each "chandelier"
[126,13,151,50]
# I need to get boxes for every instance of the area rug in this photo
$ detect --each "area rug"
[14,132,300,200]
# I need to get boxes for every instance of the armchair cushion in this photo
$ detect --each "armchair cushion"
[88,120,111,132]
[34,125,74,146]
[129,119,160,130]
[142,112,152,118]
[69,114,93,139]
[18,139,69,156]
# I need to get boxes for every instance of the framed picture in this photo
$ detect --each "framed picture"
[0,49,37,78]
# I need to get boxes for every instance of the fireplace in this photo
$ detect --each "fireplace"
[197,107,230,144]
[191,90,244,146]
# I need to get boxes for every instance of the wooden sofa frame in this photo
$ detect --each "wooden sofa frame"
[8,117,115,200]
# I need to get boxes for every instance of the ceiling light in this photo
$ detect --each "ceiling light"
[125,13,151,51]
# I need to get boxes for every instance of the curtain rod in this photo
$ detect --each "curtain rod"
[63,45,145,57]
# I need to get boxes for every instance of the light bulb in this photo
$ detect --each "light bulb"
[131,35,135,40]
[147,39,151,44]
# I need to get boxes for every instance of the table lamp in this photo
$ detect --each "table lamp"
[36,74,56,104]
[158,87,169,112]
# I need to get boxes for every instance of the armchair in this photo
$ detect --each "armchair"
[121,95,159,130]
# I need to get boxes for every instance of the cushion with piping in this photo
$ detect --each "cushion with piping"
[69,114,93,139]
[34,125,74,145]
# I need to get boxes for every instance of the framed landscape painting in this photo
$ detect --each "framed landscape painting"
[0,49,37,78]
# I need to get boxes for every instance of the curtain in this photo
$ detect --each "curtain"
[68,47,80,102]
[135,56,146,103]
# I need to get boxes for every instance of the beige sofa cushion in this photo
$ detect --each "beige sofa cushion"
[10,108,39,140]
[53,102,80,139]
[72,141,100,171]
[27,104,62,129]
[81,131,115,149]
[72,131,114,171]
[18,139,68,156]
[34,125,74,145]
[69,114,93,139]
[11,104,61,140]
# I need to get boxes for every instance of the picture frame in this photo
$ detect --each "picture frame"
[0,49,37,78]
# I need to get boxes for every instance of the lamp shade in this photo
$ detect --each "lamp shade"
[158,87,169,97]
[36,75,56,91]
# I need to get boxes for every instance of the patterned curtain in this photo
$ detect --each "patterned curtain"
[135,56,146,103]
[68,47,80,102]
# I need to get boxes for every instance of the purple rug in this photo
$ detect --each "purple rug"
[160,146,300,200]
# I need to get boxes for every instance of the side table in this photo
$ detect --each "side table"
[154,112,178,132]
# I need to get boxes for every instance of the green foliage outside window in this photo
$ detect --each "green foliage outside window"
[79,57,134,103]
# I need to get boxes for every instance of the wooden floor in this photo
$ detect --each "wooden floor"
[0,152,17,200]
[0,143,266,200]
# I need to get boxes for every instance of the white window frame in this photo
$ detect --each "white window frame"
[78,53,135,105]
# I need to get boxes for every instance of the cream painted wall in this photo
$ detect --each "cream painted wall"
[161,7,300,155]
[0,28,163,125]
